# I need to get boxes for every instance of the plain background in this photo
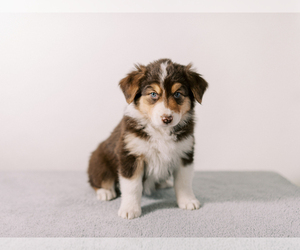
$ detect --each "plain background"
[1,0,300,12]
[0,13,300,185]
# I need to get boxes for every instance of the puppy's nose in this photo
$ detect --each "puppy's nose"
[161,115,173,124]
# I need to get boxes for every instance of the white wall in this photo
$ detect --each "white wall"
[1,14,299,185]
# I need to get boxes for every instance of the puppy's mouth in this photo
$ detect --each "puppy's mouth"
[160,122,174,127]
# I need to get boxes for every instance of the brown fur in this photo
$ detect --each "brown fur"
[88,59,208,194]
[88,117,146,190]
[171,83,182,93]
[167,97,180,113]
[181,150,194,166]
[119,65,147,103]
[172,112,195,141]
[88,121,121,189]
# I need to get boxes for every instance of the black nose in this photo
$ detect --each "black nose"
[162,115,173,124]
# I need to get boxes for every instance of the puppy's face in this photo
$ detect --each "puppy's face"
[119,59,208,127]
[138,82,191,127]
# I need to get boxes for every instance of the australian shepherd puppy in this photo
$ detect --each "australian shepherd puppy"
[88,59,208,219]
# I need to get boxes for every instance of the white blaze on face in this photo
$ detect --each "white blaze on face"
[159,61,168,88]
[151,101,181,127]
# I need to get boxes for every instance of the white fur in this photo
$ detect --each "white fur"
[156,177,173,189]
[118,173,143,219]
[124,103,148,126]
[174,164,200,210]
[96,188,116,201]
[124,128,194,183]
[151,101,181,127]
[159,61,168,87]
[124,103,194,189]
[143,175,156,195]
[144,176,173,195]
[121,98,197,218]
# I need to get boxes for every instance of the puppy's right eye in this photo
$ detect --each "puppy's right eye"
[150,92,158,99]
[174,92,181,98]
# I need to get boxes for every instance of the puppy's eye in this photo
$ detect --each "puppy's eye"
[150,92,158,99]
[174,92,181,98]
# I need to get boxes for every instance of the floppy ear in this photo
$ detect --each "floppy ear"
[185,64,208,104]
[119,64,147,104]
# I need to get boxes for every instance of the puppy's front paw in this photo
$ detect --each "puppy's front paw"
[96,188,116,201]
[118,205,141,219]
[178,199,200,210]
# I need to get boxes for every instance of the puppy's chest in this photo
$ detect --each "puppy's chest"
[143,138,179,180]
[124,126,194,180]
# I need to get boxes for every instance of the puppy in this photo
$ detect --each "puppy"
[88,59,208,219]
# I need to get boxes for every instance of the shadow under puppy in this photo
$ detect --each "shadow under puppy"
[88,59,208,219]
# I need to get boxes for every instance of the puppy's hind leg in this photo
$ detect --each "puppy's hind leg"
[88,142,118,201]
[94,180,117,201]
[156,176,173,190]
[143,175,155,195]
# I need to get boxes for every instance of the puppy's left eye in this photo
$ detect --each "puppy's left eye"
[150,92,158,99]
[174,92,181,98]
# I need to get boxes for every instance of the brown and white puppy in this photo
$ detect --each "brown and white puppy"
[88,59,208,219]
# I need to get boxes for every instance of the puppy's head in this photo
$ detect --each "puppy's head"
[119,59,208,127]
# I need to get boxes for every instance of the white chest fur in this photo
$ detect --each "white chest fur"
[124,125,194,181]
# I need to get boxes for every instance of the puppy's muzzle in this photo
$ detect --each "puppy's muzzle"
[161,115,173,124]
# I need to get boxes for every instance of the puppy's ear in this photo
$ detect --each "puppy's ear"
[119,64,147,104]
[185,63,208,104]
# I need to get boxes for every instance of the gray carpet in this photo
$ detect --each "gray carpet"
[1,171,300,237]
